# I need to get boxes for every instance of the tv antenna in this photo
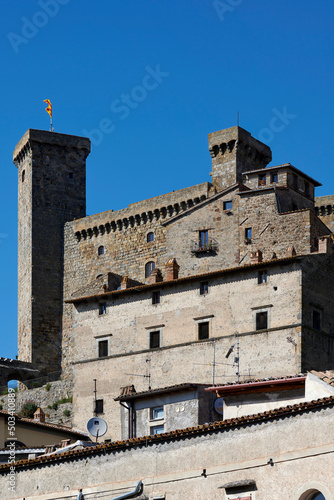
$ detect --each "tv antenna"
[125,358,152,389]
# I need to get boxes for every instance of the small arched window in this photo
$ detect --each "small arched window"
[145,261,155,278]
[98,246,105,256]
[147,232,154,243]
[22,170,25,182]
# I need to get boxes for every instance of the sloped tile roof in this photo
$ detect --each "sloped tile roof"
[1,396,333,472]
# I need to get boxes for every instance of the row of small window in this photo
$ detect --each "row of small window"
[258,172,278,186]
[97,233,155,256]
[97,308,322,358]
[98,273,268,315]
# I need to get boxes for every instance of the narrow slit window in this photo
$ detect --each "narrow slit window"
[245,227,252,239]
[199,230,209,247]
[258,270,267,284]
[152,291,160,304]
[95,400,104,414]
[200,282,209,295]
[98,245,105,256]
[99,303,107,315]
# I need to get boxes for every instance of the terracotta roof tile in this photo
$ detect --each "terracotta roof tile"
[1,396,333,472]
[66,256,301,304]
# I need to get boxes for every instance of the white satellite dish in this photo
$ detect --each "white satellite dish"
[86,417,108,438]
[214,397,224,415]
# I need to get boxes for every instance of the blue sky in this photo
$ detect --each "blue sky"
[0,0,333,360]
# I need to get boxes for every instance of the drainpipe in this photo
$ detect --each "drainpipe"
[111,481,143,500]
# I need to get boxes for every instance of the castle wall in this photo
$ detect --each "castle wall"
[61,182,210,377]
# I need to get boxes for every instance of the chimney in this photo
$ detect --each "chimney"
[149,268,163,284]
[165,258,180,281]
[121,276,131,290]
[250,250,263,264]
[287,246,297,257]
[34,407,45,423]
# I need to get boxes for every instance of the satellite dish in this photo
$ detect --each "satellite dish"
[214,397,224,415]
[86,417,108,438]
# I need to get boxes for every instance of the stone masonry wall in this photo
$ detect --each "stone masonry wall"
[0,380,73,428]
[61,182,210,378]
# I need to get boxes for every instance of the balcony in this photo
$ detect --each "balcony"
[191,238,218,255]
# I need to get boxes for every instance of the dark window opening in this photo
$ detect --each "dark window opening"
[258,270,267,284]
[256,311,268,330]
[292,174,298,189]
[258,174,266,186]
[22,170,25,182]
[292,203,298,211]
[199,230,209,247]
[271,172,278,183]
[200,282,209,295]
[223,200,233,210]
[198,322,209,340]
[145,261,155,278]
[245,227,252,239]
[312,310,321,330]
[95,399,104,414]
[98,340,108,358]
[304,181,310,195]
[99,303,107,315]
[147,232,154,242]
[69,172,73,179]
[98,245,105,256]
[150,331,160,349]
[152,291,160,304]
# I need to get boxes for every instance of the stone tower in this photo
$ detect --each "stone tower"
[208,126,272,191]
[13,130,90,378]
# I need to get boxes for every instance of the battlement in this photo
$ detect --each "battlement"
[71,182,210,241]
[209,126,272,191]
[13,129,90,165]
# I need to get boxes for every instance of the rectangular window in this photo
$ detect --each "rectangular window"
[258,270,267,284]
[258,174,266,186]
[95,399,104,414]
[150,331,160,349]
[198,321,209,340]
[152,291,160,304]
[271,172,278,183]
[199,230,209,246]
[150,424,164,435]
[151,406,164,420]
[293,174,298,189]
[223,200,233,210]
[312,310,321,330]
[200,281,209,295]
[256,311,268,330]
[245,227,252,239]
[98,340,108,358]
[304,181,310,195]
[99,303,107,315]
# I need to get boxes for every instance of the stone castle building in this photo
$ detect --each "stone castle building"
[1,124,334,499]
[5,124,334,441]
